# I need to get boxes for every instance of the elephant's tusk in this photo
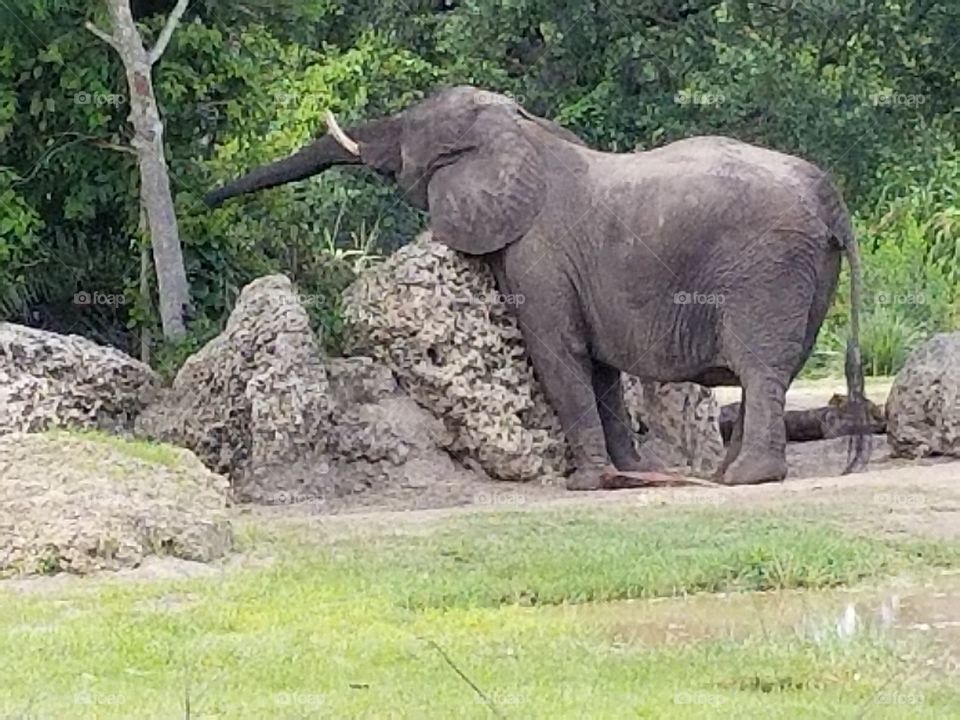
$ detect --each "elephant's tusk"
[325,110,360,156]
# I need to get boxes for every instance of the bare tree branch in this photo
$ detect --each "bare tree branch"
[84,21,119,50]
[91,139,138,155]
[148,0,190,65]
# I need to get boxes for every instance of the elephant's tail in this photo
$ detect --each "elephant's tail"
[833,203,870,473]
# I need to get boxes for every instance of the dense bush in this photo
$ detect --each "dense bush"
[0,1,957,374]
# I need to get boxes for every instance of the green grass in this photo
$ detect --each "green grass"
[1,507,958,719]
[47,428,185,469]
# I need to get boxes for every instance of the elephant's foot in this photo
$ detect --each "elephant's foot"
[720,452,787,486]
[566,464,719,491]
[565,464,609,491]
[610,449,668,474]
[718,442,742,477]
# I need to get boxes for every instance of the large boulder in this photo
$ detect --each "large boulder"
[0,323,159,435]
[137,275,476,503]
[136,275,333,494]
[624,378,724,478]
[343,232,723,480]
[0,432,232,576]
[887,332,960,458]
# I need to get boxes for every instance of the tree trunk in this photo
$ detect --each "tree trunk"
[91,0,190,339]
[138,198,152,363]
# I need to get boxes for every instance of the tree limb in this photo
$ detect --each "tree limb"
[148,0,190,65]
[84,21,119,51]
[420,638,505,719]
[91,139,138,155]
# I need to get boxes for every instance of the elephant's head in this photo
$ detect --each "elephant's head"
[204,86,584,255]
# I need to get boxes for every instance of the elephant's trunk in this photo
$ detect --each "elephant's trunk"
[203,132,361,207]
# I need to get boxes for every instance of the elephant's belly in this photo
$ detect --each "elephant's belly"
[589,308,730,386]
[691,367,740,387]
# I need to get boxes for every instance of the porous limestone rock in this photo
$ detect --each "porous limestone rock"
[623,377,724,478]
[137,275,475,503]
[136,275,333,498]
[887,332,960,458]
[0,323,159,435]
[0,432,232,576]
[343,232,723,480]
[343,234,570,481]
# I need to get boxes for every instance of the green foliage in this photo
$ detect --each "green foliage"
[1,0,957,374]
[858,306,926,377]
[0,169,43,316]
[808,132,960,377]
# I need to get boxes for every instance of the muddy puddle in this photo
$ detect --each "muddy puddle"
[563,572,960,662]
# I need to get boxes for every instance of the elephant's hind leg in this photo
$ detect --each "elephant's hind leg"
[718,315,807,485]
[720,369,788,485]
[591,361,666,473]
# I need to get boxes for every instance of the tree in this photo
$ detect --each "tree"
[85,0,190,339]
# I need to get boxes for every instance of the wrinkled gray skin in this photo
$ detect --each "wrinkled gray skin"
[205,85,868,489]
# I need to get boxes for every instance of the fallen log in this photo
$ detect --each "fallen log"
[719,394,886,444]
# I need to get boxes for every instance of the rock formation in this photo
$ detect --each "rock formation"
[0,323,159,435]
[343,232,723,480]
[0,432,231,576]
[887,332,960,458]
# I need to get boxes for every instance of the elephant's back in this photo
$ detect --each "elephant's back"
[636,135,826,195]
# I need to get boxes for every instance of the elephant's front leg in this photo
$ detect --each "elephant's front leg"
[533,351,611,489]
[514,311,611,489]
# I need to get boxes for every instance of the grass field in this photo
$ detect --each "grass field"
[2,505,959,719]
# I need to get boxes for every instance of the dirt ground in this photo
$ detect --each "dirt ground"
[253,377,923,519]
[248,376,958,544]
[7,377,959,594]
[252,457,960,541]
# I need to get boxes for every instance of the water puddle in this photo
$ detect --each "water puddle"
[563,572,960,661]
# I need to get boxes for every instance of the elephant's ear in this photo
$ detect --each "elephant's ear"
[426,111,546,255]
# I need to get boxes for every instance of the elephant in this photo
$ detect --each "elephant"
[204,85,869,490]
